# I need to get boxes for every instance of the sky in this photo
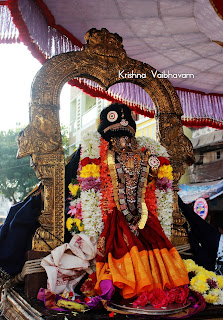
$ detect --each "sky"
[0,43,70,132]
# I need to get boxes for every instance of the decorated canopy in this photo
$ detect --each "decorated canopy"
[0,0,223,128]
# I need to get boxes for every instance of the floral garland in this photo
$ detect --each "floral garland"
[136,136,169,158]
[79,132,104,239]
[132,286,189,309]
[66,133,173,239]
[66,183,83,234]
[99,138,116,222]
[184,259,223,304]
[137,136,173,238]
[66,132,104,240]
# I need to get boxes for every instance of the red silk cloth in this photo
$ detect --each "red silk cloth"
[95,208,189,299]
[210,0,223,19]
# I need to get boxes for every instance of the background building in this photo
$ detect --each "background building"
[179,127,223,228]
[189,127,223,183]
[135,115,156,140]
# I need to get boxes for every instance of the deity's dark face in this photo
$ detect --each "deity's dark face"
[97,103,136,142]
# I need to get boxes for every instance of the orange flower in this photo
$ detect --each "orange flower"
[99,138,116,223]
[145,180,157,217]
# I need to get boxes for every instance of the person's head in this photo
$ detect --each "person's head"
[97,103,136,141]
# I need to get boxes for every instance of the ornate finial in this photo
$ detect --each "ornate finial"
[84,28,126,59]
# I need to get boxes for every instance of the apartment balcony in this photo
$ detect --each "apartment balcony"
[81,105,97,129]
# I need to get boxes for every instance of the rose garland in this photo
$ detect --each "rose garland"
[66,133,173,239]
[184,259,223,304]
[132,286,189,309]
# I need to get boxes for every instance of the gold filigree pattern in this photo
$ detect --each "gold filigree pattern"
[123,233,129,247]
[17,28,194,250]
[138,154,150,230]
[107,150,121,211]
[97,236,106,258]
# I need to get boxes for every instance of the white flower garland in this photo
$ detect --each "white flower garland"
[137,137,173,239]
[80,132,103,240]
[81,131,101,159]
[155,189,173,239]
[80,190,104,239]
[136,136,169,158]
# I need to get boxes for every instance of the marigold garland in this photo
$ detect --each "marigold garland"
[80,163,100,178]
[158,165,173,180]
[68,183,79,197]
[184,259,223,305]
[66,217,84,233]
[145,181,158,217]
[66,217,74,231]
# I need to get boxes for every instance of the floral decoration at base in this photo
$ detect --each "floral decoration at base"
[184,259,223,304]
[133,286,189,309]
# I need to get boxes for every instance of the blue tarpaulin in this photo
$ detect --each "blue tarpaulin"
[178,179,223,204]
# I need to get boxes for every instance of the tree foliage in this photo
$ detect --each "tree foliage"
[0,125,69,203]
[61,124,69,159]
[0,128,38,203]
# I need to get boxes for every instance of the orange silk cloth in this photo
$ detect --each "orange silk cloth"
[95,208,189,299]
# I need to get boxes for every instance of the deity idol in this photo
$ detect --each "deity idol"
[64,102,189,303]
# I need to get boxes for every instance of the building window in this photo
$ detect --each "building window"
[217,151,221,160]
[84,95,96,114]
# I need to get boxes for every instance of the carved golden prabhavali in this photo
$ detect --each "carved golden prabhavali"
[17,28,194,250]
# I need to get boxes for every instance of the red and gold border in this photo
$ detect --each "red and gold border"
[209,0,223,20]
[34,0,83,48]
[7,0,46,63]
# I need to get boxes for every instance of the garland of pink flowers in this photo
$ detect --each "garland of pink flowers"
[132,286,189,309]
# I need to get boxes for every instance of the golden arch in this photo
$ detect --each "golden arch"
[17,28,194,250]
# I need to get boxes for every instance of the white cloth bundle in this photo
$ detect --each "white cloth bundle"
[41,233,97,294]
